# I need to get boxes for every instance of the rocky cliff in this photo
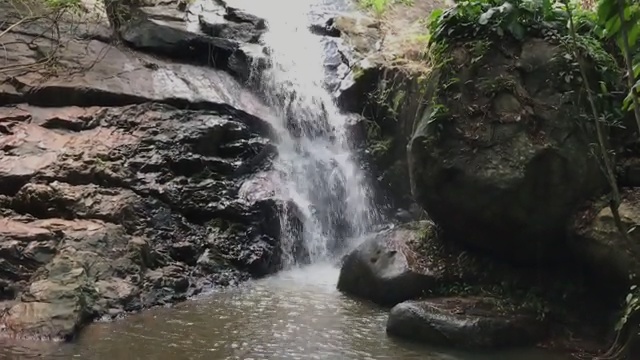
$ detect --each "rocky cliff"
[0,0,305,340]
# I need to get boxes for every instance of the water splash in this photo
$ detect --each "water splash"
[236,0,380,264]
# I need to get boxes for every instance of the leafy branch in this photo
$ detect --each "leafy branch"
[595,0,640,133]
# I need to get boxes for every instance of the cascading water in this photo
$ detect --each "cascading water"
[237,0,380,264]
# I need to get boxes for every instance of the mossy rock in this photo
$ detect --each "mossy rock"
[408,36,610,263]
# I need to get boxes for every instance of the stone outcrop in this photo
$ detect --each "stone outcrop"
[337,222,441,305]
[0,0,301,340]
[0,102,296,339]
[407,38,607,262]
[387,297,547,349]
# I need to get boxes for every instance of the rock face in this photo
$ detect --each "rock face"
[570,190,640,290]
[0,102,293,339]
[337,222,441,305]
[387,297,547,349]
[408,38,606,262]
[0,0,299,340]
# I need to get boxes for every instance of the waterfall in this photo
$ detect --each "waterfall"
[236,0,380,264]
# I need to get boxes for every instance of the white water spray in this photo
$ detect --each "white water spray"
[236,0,380,264]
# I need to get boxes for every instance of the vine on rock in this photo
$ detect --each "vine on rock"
[0,0,138,76]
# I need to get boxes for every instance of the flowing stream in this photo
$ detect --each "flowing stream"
[0,1,571,358]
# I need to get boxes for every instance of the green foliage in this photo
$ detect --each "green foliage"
[417,0,640,350]
[427,0,598,42]
[358,0,413,15]
[559,0,640,352]
[617,285,640,332]
[362,118,394,165]
[595,0,640,114]
[368,138,394,159]
[476,75,517,96]
[425,0,622,121]
[42,0,82,10]
[595,0,640,49]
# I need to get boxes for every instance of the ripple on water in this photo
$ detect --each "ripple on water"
[0,264,570,360]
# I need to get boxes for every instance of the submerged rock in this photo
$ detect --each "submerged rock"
[387,297,547,349]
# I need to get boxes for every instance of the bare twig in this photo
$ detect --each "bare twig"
[0,16,38,39]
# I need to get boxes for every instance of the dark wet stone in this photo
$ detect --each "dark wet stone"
[387,297,547,349]
[337,222,441,306]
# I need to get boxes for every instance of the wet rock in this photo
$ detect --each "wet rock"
[117,0,268,75]
[309,15,341,37]
[306,11,384,101]
[408,37,606,262]
[335,57,382,114]
[321,37,354,93]
[570,190,640,290]
[337,221,442,305]
[0,102,282,339]
[0,219,62,300]
[0,98,295,338]
[328,14,383,103]
[193,249,248,288]
[0,1,278,110]
[0,0,311,342]
[198,5,265,44]
[120,14,238,68]
[0,219,133,340]
[387,297,547,349]
[228,43,269,83]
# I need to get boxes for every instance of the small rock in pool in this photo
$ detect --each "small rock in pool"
[386,297,548,349]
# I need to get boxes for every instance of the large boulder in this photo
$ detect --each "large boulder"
[408,37,609,262]
[337,222,441,305]
[387,297,547,349]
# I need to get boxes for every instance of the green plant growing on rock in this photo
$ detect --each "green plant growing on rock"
[594,0,640,128]
[477,75,517,97]
[358,0,414,15]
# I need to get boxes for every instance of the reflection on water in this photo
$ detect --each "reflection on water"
[0,264,567,360]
